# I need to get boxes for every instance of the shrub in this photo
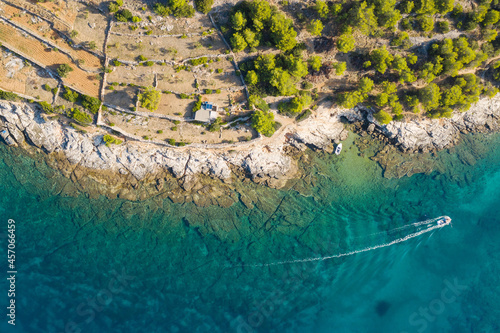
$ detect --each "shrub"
[109,3,120,13]
[157,130,163,134]
[38,101,53,113]
[62,87,79,102]
[190,57,208,66]
[193,95,202,111]
[56,64,73,78]
[296,109,311,122]
[115,9,133,22]
[81,95,101,114]
[208,117,223,132]
[138,87,161,111]
[167,138,176,145]
[373,110,393,124]
[67,108,92,125]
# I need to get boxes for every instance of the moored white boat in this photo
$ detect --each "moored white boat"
[335,143,342,155]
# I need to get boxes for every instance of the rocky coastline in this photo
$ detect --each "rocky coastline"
[1,95,500,202]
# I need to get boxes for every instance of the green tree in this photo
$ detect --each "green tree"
[483,29,498,42]
[270,68,296,96]
[350,2,377,35]
[376,93,389,107]
[252,110,276,136]
[337,33,355,53]
[230,32,248,52]
[249,0,272,31]
[415,0,437,15]
[231,11,247,31]
[57,64,73,78]
[249,95,269,111]
[441,85,464,107]
[435,0,454,15]
[419,83,441,110]
[246,70,259,85]
[371,46,393,74]
[417,15,434,32]
[307,19,324,36]
[373,110,393,124]
[243,29,259,49]
[195,0,213,14]
[287,56,308,78]
[62,87,79,102]
[279,94,312,114]
[309,55,322,72]
[138,87,161,111]
[314,0,329,18]
[254,54,276,81]
[109,2,119,13]
[81,95,101,114]
[338,91,365,108]
[401,1,414,14]
[115,9,133,22]
[483,10,500,26]
[359,77,374,93]
[335,62,346,75]
[473,5,488,23]
[269,13,297,51]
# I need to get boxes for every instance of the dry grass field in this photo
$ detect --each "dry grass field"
[72,2,108,51]
[156,67,197,94]
[107,65,155,87]
[107,33,227,62]
[152,94,195,117]
[194,59,242,91]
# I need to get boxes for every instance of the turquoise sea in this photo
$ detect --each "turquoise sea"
[0,132,499,333]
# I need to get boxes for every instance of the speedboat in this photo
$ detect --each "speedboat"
[437,216,452,225]
[335,143,342,155]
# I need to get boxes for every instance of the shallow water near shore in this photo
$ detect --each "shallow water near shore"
[0,132,499,333]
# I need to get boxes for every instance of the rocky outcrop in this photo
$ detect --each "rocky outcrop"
[368,95,500,152]
[0,102,301,187]
[1,93,499,192]
[291,103,359,150]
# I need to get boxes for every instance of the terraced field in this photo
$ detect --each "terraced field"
[0,21,100,96]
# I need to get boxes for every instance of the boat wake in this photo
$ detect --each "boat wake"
[238,216,452,268]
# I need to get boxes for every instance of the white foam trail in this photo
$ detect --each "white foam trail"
[241,216,451,268]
